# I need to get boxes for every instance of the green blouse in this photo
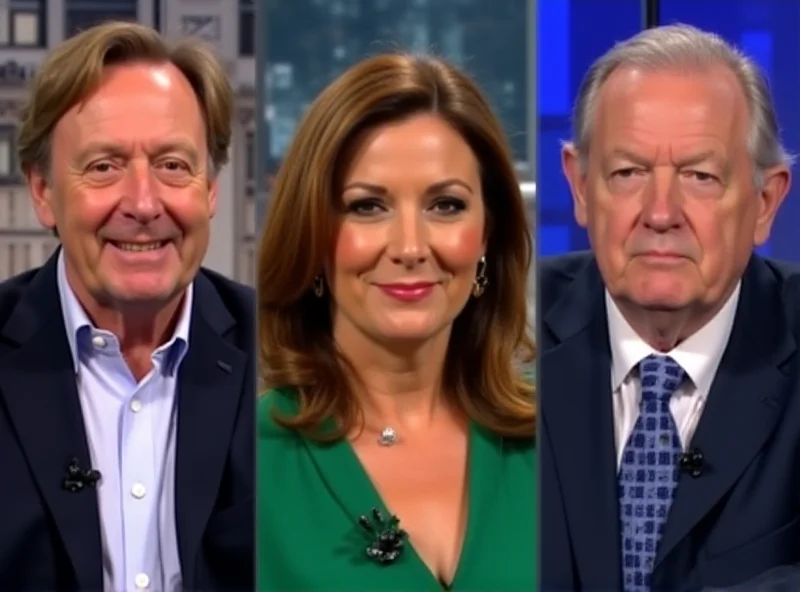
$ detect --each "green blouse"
[256,389,537,591]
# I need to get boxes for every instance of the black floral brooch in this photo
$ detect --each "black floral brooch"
[358,507,407,565]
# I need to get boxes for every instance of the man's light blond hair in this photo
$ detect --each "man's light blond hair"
[18,20,234,178]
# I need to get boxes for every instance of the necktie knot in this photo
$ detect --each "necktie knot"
[639,354,685,403]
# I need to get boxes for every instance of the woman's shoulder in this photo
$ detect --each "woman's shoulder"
[503,435,537,474]
[257,387,300,438]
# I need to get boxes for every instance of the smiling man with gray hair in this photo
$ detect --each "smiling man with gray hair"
[540,24,800,592]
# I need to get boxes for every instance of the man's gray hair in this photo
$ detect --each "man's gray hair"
[568,23,794,186]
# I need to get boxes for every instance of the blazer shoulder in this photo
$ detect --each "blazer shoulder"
[539,251,594,281]
[197,267,255,325]
[0,266,45,329]
[760,256,800,290]
[755,257,800,318]
[539,250,596,309]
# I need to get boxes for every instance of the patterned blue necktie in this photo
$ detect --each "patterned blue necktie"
[618,354,686,592]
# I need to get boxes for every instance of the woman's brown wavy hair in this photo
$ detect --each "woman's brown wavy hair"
[258,53,535,441]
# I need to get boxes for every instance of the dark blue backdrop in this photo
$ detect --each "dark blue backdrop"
[538,0,800,262]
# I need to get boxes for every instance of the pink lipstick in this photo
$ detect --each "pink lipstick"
[376,283,436,302]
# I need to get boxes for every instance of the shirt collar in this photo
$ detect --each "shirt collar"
[606,282,741,395]
[56,249,193,373]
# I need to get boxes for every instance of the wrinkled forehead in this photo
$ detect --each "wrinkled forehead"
[58,62,207,146]
[592,65,751,161]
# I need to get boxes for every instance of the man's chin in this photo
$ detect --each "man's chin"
[98,281,183,309]
[628,294,694,313]
[623,274,700,312]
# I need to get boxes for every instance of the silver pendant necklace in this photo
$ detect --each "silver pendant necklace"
[378,427,398,446]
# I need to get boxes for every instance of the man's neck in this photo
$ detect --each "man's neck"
[93,296,186,380]
[613,299,727,353]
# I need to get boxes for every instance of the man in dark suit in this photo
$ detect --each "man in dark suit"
[0,22,253,591]
[540,24,800,592]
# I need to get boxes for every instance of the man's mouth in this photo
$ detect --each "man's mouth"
[108,240,168,252]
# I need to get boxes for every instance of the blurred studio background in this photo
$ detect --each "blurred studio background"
[0,0,536,321]
[256,0,536,315]
[538,0,800,263]
[0,0,258,282]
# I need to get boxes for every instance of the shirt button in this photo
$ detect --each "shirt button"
[91,335,106,348]
[659,435,670,445]
[130,399,142,412]
[134,572,150,589]
[131,483,146,499]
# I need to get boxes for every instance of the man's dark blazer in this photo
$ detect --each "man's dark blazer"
[540,251,800,592]
[0,251,255,591]
[703,563,800,591]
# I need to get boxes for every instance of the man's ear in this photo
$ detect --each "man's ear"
[753,164,791,246]
[26,166,57,231]
[207,175,218,218]
[562,143,589,228]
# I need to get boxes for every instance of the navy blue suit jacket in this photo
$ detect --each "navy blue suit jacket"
[0,251,255,591]
[540,252,800,592]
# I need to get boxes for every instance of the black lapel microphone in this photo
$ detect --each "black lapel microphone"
[679,447,705,478]
[62,457,102,492]
[358,507,407,565]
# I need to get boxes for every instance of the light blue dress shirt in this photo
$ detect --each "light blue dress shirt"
[56,252,192,592]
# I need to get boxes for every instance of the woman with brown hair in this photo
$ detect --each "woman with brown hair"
[256,53,536,591]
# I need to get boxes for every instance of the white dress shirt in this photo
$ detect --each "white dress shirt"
[606,284,741,469]
[57,252,191,592]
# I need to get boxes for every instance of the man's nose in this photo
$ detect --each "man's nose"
[119,166,164,223]
[641,168,684,231]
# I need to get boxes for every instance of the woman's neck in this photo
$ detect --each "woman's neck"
[334,321,452,430]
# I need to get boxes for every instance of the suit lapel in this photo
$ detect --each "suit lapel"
[655,256,795,567]
[0,255,103,590]
[541,259,622,589]
[174,273,248,589]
